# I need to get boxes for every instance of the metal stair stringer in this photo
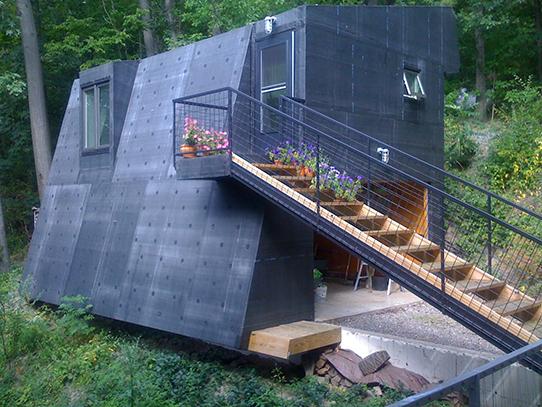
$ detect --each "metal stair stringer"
[230,153,542,374]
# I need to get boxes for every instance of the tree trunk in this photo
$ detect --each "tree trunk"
[535,0,542,82]
[139,0,158,56]
[0,198,9,273]
[16,0,52,201]
[475,26,488,121]
[164,0,177,41]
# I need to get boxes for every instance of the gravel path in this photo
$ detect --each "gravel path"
[331,301,502,355]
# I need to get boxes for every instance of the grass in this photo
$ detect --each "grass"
[0,264,421,407]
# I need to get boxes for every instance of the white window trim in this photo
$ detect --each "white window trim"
[83,82,111,150]
[403,70,425,100]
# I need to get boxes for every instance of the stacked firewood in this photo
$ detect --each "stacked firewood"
[314,354,354,388]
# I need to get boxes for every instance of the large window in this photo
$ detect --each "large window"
[83,83,110,149]
[260,41,290,132]
[403,69,425,100]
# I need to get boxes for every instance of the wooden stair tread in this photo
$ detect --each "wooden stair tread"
[453,279,506,294]
[522,320,542,339]
[366,229,413,237]
[340,215,387,221]
[247,321,341,359]
[273,175,313,181]
[391,243,440,254]
[421,261,473,273]
[254,163,297,171]
[322,201,365,207]
[499,300,542,317]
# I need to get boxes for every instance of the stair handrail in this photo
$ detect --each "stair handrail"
[172,87,542,246]
[280,95,542,224]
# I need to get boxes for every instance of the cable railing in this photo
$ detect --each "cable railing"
[172,87,542,351]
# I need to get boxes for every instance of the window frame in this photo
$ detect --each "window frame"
[258,30,294,133]
[82,80,111,153]
[403,68,425,101]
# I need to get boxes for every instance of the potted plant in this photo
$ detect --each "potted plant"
[181,117,199,158]
[313,268,327,302]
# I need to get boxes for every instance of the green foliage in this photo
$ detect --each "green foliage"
[0,265,420,407]
[484,78,542,195]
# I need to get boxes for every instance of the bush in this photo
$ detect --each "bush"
[484,78,542,195]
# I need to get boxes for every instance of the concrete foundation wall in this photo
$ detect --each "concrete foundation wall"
[341,328,541,407]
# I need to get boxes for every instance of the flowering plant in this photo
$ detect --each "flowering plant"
[183,117,229,153]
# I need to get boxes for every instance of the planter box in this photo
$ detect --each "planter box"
[176,153,231,180]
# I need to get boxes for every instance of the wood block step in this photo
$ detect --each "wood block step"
[522,320,542,340]
[247,321,341,359]
[391,243,440,254]
[254,163,297,171]
[340,215,388,222]
[452,279,506,294]
[499,300,542,317]
[322,201,365,207]
[421,262,473,274]
[366,229,413,237]
[273,175,313,182]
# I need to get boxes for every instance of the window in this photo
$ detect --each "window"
[83,83,110,149]
[260,42,288,132]
[403,69,425,100]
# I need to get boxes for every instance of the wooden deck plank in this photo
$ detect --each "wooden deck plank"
[248,321,341,359]
[391,243,440,254]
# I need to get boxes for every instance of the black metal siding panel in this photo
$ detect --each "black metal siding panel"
[114,26,251,183]
[23,184,91,304]
[241,202,314,345]
[47,81,81,185]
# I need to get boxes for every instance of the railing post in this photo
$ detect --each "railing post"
[487,195,492,275]
[316,132,321,227]
[367,140,371,206]
[439,192,446,293]
[173,101,177,170]
[227,90,233,156]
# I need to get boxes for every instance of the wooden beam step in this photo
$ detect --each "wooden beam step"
[499,300,542,317]
[452,279,506,294]
[366,229,413,237]
[522,320,542,340]
[391,243,440,254]
[247,321,341,359]
[322,201,365,207]
[254,163,297,171]
[421,262,473,274]
[273,175,313,182]
[340,215,388,222]
[293,187,315,193]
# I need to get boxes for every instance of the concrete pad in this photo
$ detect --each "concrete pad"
[315,282,420,321]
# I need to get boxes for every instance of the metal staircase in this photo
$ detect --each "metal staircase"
[173,88,542,372]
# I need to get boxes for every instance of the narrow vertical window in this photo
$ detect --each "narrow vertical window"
[261,43,288,132]
[83,82,110,150]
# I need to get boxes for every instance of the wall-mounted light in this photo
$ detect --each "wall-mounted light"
[377,147,390,164]
[264,16,277,35]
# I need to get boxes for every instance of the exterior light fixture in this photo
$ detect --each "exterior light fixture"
[264,16,277,34]
[377,147,390,163]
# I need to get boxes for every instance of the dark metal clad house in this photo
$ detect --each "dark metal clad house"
[23,6,459,351]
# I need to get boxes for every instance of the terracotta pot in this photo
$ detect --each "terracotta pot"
[305,168,315,178]
[180,144,197,158]
[297,166,306,176]
[274,160,282,166]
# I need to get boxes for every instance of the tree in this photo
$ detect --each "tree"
[16,0,52,200]
[0,197,9,273]
[139,0,158,56]
[165,0,179,41]
[535,0,542,82]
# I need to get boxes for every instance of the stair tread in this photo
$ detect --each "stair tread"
[273,175,313,181]
[340,215,387,221]
[522,320,542,339]
[322,201,365,207]
[366,229,413,237]
[254,163,297,171]
[422,261,473,273]
[391,243,440,253]
[499,300,542,317]
[453,279,506,293]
